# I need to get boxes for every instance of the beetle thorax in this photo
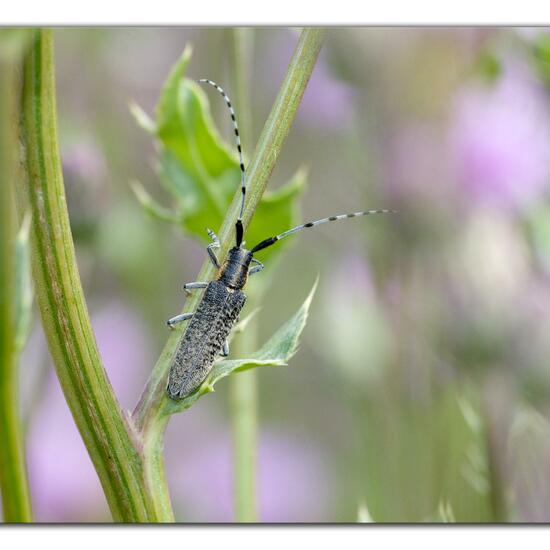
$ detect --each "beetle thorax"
[217,246,253,290]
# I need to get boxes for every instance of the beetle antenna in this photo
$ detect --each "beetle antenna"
[198,79,246,247]
[251,209,396,253]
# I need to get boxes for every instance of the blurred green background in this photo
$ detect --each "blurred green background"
[13,27,550,522]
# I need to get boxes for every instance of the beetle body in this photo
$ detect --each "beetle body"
[166,247,251,399]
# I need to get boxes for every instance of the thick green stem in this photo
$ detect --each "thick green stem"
[229,27,259,522]
[16,29,164,522]
[0,30,33,523]
[141,419,175,522]
[133,28,326,430]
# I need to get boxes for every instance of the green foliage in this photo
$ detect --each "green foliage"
[508,405,550,520]
[532,32,550,87]
[359,386,493,522]
[162,279,317,416]
[0,29,35,61]
[473,51,502,84]
[431,501,456,523]
[527,202,550,264]
[13,214,33,354]
[0,29,34,522]
[131,45,306,257]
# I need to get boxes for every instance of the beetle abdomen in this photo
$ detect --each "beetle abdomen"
[167,281,246,399]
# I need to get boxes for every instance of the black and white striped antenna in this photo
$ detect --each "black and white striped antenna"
[251,209,396,253]
[198,79,246,247]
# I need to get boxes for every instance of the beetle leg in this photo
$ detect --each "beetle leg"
[221,339,230,357]
[249,258,264,275]
[182,281,208,295]
[166,312,194,329]
[206,228,221,268]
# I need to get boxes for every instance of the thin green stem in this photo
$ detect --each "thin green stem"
[133,28,326,431]
[230,321,259,521]
[0,29,33,523]
[230,27,259,522]
[16,29,164,523]
[481,382,507,522]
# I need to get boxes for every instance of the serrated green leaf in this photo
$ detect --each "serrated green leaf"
[154,47,238,237]
[155,45,193,136]
[245,166,306,256]
[162,279,317,416]
[13,213,33,353]
[250,277,317,362]
[134,45,306,259]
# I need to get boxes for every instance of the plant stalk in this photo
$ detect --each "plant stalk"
[0,29,33,523]
[230,27,259,522]
[16,29,166,522]
[230,320,259,521]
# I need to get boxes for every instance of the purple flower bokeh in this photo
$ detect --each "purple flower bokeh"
[165,414,333,522]
[91,302,153,411]
[513,27,550,42]
[62,140,107,186]
[27,377,108,521]
[448,61,550,211]
[26,301,152,521]
[384,123,450,203]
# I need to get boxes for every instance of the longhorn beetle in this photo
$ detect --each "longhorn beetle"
[166,79,394,400]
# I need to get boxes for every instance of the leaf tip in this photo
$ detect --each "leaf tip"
[130,179,178,223]
[182,43,193,63]
[295,163,310,183]
[130,179,148,203]
[129,101,156,134]
[233,307,262,335]
[304,276,319,312]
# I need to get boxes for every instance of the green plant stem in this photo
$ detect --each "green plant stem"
[132,28,326,518]
[133,28,326,430]
[16,29,166,523]
[481,382,507,522]
[230,27,259,522]
[0,30,33,523]
[230,321,259,521]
